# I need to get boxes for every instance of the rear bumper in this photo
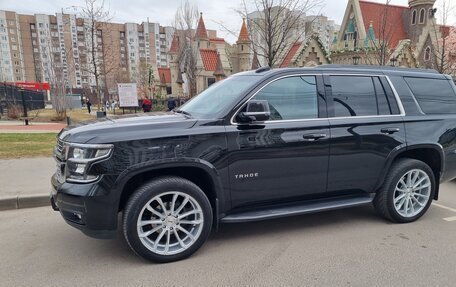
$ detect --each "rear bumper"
[51,175,118,239]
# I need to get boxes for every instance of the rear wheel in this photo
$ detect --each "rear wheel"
[374,159,435,223]
[123,176,212,263]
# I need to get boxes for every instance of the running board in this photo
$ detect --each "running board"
[220,194,374,223]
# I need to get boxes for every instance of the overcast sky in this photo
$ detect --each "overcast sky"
[1,0,454,43]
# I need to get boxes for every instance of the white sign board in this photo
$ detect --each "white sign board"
[118,83,139,107]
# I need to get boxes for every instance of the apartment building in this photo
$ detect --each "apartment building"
[304,15,340,51]
[0,10,174,99]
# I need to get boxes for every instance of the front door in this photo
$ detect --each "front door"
[225,74,330,209]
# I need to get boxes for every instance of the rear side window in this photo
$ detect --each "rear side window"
[330,76,397,117]
[404,77,456,114]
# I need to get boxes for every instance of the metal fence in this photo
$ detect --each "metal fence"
[0,83,45,117]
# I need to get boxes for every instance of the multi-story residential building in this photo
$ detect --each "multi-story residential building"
[304,15,340,51]
[0,10,175,102]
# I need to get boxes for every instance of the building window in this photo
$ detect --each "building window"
[425,46,431,61]
[419,8,425,24]
[30,24,35,30]
[412,10,417,25]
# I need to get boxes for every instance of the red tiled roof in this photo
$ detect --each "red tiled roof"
[213,52,225,77]
[359,0,408,49]
[440,25,450,38]
[199,49,218,71]
[169,34,179,53]
[157,67,171,84]
[195,12,208,39]
[210,37,226,44]
[280,42,301,68]
[237,18,249,43]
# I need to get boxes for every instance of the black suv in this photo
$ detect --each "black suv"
[52,65,456,262]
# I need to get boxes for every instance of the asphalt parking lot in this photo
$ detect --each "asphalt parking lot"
[1,182,456,287]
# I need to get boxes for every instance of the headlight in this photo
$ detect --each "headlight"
[63,143,114,183]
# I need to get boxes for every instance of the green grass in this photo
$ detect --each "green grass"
[0,133,57,159]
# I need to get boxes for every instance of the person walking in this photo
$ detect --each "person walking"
[86,99,92,114]
[167,96,177,111]
[142,97,152,112]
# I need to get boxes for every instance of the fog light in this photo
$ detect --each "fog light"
[74,213,82,220]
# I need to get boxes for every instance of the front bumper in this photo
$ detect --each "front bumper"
[51,174,118,239]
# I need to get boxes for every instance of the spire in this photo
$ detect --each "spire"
[251,52,260,70]
[195,12,208,39]
[169,34,179,54]
[213,52,225,78]
[237,18,250,43]
[364,20,376,47]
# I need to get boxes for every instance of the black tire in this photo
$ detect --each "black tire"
[374,158,435,223]
[123,176,213,263]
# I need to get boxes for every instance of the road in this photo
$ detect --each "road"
[1,183,456,286]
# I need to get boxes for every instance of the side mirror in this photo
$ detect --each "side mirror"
[238,100,270,123]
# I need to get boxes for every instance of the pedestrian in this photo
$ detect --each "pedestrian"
[167,96,176,111]
[111,100,117,111]
[87,99,92,114]
[142,97,152,112]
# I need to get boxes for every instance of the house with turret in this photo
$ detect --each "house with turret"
[331,0,447,69]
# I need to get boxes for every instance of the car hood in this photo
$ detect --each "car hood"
[58,113,198,144]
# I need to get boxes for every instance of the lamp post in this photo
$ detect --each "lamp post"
[352,56,361,65]
[390,57,398,67]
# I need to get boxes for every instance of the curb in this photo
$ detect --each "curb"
[0,194,50,211]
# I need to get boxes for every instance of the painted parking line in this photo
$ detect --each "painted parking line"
[432,203,456,213]
[443,216,456,222]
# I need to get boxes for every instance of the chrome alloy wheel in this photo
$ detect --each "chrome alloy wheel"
[137,191,204,255]
[393,169,431,218]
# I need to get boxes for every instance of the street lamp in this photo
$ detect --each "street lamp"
[352,56,361,65]
[390,57,398,67]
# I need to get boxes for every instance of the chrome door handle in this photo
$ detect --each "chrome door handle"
[381,128,400,134]
[302,133,327,141]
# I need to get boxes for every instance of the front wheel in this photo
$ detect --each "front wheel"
[123,177,213,263]
[374,159,435,223]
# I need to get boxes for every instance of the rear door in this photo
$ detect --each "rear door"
[325,74,406,194]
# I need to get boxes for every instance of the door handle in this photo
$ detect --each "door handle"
[302,133,327,141]
[381,127,400,134]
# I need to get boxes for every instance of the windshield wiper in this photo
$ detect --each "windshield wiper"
[175,110,192,118]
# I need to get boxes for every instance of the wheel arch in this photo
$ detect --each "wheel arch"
[376,144,444,200]
[114,159,226,227]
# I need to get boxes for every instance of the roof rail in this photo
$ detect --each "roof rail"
[318,64,439,74]
[255,66,271,73]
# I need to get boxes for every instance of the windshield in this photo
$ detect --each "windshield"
[178,76,257,118]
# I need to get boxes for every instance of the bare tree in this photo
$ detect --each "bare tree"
[38,25,67,119]
[363,0,395,66]
[79,0,115,110]
[433,0,456,75]
[236,0,323,67]
[173,1,200,98]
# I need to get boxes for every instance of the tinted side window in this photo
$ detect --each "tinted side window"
[331,76,378,117]
[404,77,456,114]
[374,77,397,115]
[253,76,318,120]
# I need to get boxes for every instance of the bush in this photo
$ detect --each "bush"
[152,104,166,112]
[7,105,23,120]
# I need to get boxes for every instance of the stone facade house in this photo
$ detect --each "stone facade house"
[331,0,445,70]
